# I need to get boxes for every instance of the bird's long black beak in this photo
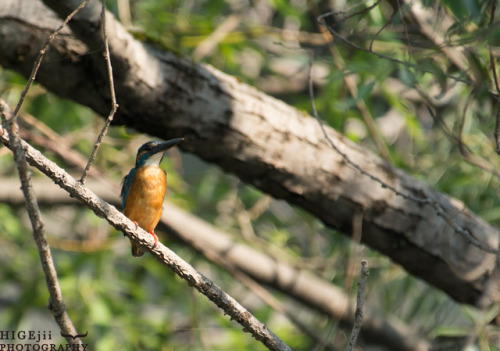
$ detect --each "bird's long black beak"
[152,138,183,154]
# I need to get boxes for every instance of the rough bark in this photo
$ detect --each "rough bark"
[8,118,431,350]
[0,0,499,307]
[0,126,291,351]
[0,178,431,351]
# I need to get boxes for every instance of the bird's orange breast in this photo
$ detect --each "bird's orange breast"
[124,166,166,232]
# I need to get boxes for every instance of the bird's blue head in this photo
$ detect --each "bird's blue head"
[135,138,183,168]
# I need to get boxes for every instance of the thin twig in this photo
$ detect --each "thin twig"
[347,260,368,351]
[488,0,500,154]
[310,2,392,162]
[326,0,382,22]
[494,106,500,155]
[369,5,397,52]
[426,104,500,179]
[0,1,89,344]
[0,102,82,346]
[192,14,241,60]
[19,112,108,181]
[0,120,291,351]
[80,0,118,184]
[307,52,428,204]
[307,54,498,255]
[12,0,90,121]
[396,0,412,59]
[491,52,500,94]
[488,0,499,91]
[316,12,472,86]
[409,81,500,181]
[457,90,475,156]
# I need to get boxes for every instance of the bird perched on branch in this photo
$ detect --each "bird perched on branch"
[121,138,183,257]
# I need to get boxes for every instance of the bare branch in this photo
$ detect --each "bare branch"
[495,106,500,155]
[12,0,89,120]
[488,0,500,154]
[347,261,368,351]
[192,14,241,60]
[0,116,291,351]
[5,114,430,351]
[79,0,118,184]
[160,202,431,351]
[0,175,432,351]
[198,242,340,351]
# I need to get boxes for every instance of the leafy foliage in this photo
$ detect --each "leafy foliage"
[1,0,500,350]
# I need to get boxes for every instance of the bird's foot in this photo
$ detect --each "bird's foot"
[149,230,158,248]
[125,221,140,236]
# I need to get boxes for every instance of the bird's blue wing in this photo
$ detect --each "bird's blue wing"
[121,168,136,209]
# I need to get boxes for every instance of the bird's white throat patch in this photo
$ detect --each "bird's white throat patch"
[143,152,164,167]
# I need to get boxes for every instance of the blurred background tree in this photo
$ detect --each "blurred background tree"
[1,0,500,350]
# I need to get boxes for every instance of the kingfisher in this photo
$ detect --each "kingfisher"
[121,138,183,257]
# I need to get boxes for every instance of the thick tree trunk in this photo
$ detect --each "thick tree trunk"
[0,0,499,307]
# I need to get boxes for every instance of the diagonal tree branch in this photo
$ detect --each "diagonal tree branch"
[0,113,291,351]
[0,0,499,308]
[160,202,431,351]
[9,113,431,351]
[0,174,433,351]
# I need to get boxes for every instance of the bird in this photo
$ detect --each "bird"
[121,138,183,257]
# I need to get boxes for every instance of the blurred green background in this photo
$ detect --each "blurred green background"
[1,0,500,350]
